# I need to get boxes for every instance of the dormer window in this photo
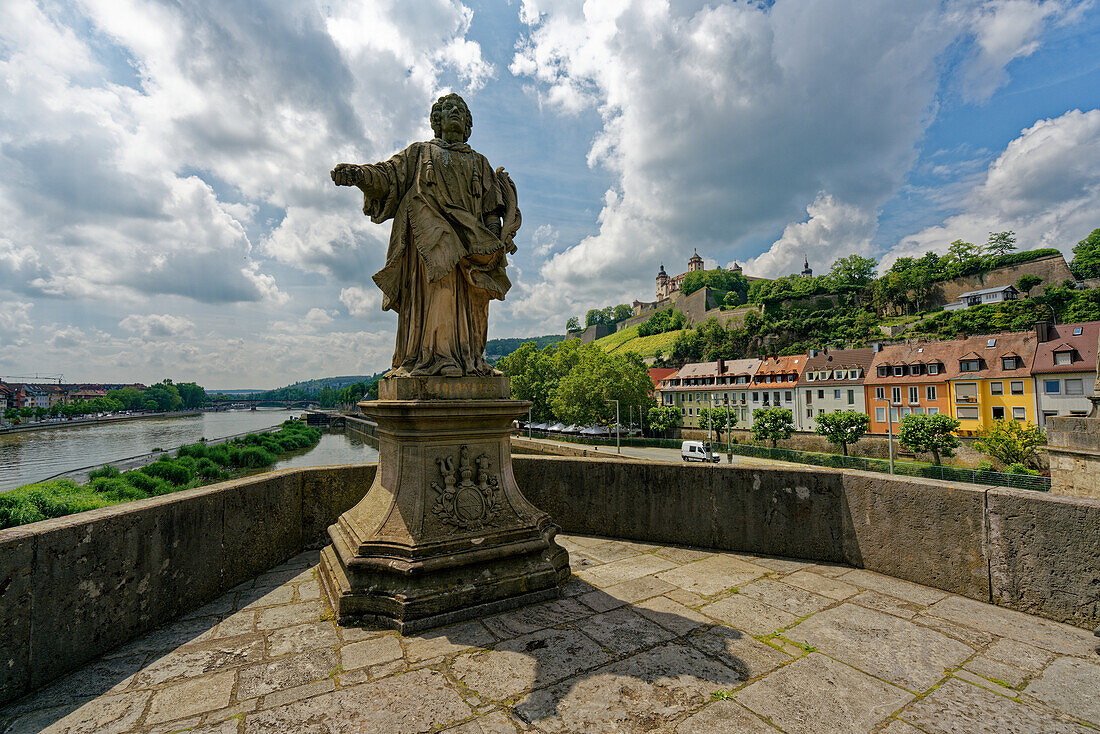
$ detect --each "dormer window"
[910,364,923,376]
[1001,356,1020,370]
[1054,350,1073,366]
[893,366,904,377]
[928,363,940,375]
[807,373,815,381]
[877,366,888,377]
[960,359,980,372]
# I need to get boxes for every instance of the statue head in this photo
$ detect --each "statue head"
[430,93,472,142]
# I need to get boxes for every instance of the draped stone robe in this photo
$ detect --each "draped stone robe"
[357,139,510,377]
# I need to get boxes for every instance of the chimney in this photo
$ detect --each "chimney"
[717,358,725,375]
[872,342,882,353]
[808,348,818,358]
[1035,320,1051,343]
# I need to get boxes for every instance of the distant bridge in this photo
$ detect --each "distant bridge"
[214,399,319,410]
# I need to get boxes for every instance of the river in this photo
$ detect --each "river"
[0,409,378,491]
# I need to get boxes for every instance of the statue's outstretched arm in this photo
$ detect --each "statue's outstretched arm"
[331,163,389,199]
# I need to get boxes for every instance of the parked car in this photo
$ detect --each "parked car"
[681,440,720,463]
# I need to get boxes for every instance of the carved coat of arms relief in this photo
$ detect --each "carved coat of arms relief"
[429,445,503,530]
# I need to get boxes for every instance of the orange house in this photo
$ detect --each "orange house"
[864,342,953,434]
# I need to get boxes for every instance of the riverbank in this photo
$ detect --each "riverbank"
[0,410,202,435]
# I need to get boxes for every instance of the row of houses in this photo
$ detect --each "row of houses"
[0,382,142,412]
[654,321,1099,436]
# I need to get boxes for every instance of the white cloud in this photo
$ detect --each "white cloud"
[744,194,878,279]
[888,108,1100,266]
[530,224,560,256]
[507,0,1076,327]
[0,302,33,346]
[119,313,196,339]
[339,286,382,317]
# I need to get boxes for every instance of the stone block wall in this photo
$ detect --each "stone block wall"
[1047,415,1100,498]
[933,254,1074,307]
[0,465,375,706]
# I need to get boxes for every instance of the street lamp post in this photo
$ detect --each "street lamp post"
[610,399,620,454]
[885,400,895,475]
[527,406,532,440]
[723,396,732,463]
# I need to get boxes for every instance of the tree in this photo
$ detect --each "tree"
[751,408,794,448]
[898,413,960,465]
[612,304,633,323]
[647,406,682,436]
[1016,274,1042,298]
[985,231,1017,259]
[584,309,605,327]
[566,316,581,333]
[551,348,655,427]
[143,380,183,412]
[107,386,145,411]
[975,420,1046,468]
[176,382,206,409]
[698,406,736,442]
[681,269,750,303]
[828,254,878,288]
[815,410,870,456]
[1070,228,1100,279]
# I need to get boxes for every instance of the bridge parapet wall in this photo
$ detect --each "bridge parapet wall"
[1,457,1096,706]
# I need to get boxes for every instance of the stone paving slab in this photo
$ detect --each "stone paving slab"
[1,535,1097,734]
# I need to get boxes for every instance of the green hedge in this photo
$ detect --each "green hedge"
[0,421,322,529]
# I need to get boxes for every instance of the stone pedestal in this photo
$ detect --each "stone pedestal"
[319,376,570,633]
[1046,399,1100,499]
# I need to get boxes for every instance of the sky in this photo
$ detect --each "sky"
[2,0,1099,388]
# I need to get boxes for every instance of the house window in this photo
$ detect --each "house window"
[1001,356,1019,370]
[806,408,813,418]
[1054,351,1073,366]
[957,406,979,420]
[752,392,759,402]
[875,407,886,422]
[893,366,904,377]
[774,392,781,404]
[877,366,888,377]
[1010,381,1024,395]
[818,390,824,399]
[992,406,1005,420]
[834,389,841,400]
[807,373,815,381]
[990,381,1003,396]
[847,389,855,405]
[806,390,812,405]
[891,387,902,404]
[875,387,885,401]
[784,391,792,402]
[908,386,919,404]
[1066,379,1084,395]
[1012,406,1026,421]
[926,363,938,375]
[960,359,980,372]
[955,383,978,403]
[926,385,937,401]
[910,364,923,376]
[1073,327,1083,336]
[927,407,939,415]
[1045,380,1061,394]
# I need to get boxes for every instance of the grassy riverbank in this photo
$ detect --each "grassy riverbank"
[0,420,321,529]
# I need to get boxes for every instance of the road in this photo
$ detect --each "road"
[517,435,808,470]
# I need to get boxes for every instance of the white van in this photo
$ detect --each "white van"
[681,440,720,463]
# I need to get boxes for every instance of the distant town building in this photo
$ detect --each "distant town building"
[1032,321,1099,427]
[943,285,1019,312]
[801,257,813,278]
[797,348,874,431]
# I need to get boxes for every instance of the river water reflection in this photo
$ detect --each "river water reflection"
[0,409,378,491]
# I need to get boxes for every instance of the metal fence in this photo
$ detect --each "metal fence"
[515,429,1051,492]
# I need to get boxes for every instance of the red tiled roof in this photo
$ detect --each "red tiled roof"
[1033,321,1100,375]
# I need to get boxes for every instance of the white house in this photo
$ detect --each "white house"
[943,285,1019,312]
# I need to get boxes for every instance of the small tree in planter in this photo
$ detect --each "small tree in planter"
[815,410,870,456]
[751,407,794,448]
[898,413,960,466]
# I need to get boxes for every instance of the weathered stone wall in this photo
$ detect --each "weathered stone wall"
[1047,415,1100,498]
[2,455,1096,707]
[0,465,375,706]
[513,456,1098,629]
[933,254,1074,307]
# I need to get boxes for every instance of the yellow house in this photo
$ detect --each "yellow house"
[946,332,1039,435]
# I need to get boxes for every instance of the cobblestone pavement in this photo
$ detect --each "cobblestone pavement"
[2,535,1097,733]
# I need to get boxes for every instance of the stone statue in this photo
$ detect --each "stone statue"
[332,93,520,377]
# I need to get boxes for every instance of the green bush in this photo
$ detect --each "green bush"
[87,465,120,480]
[176,442,209,459]
[141,460,194,486]
[1005,462,1040,476]
[121,470,173,495]
[234,446,276,468]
